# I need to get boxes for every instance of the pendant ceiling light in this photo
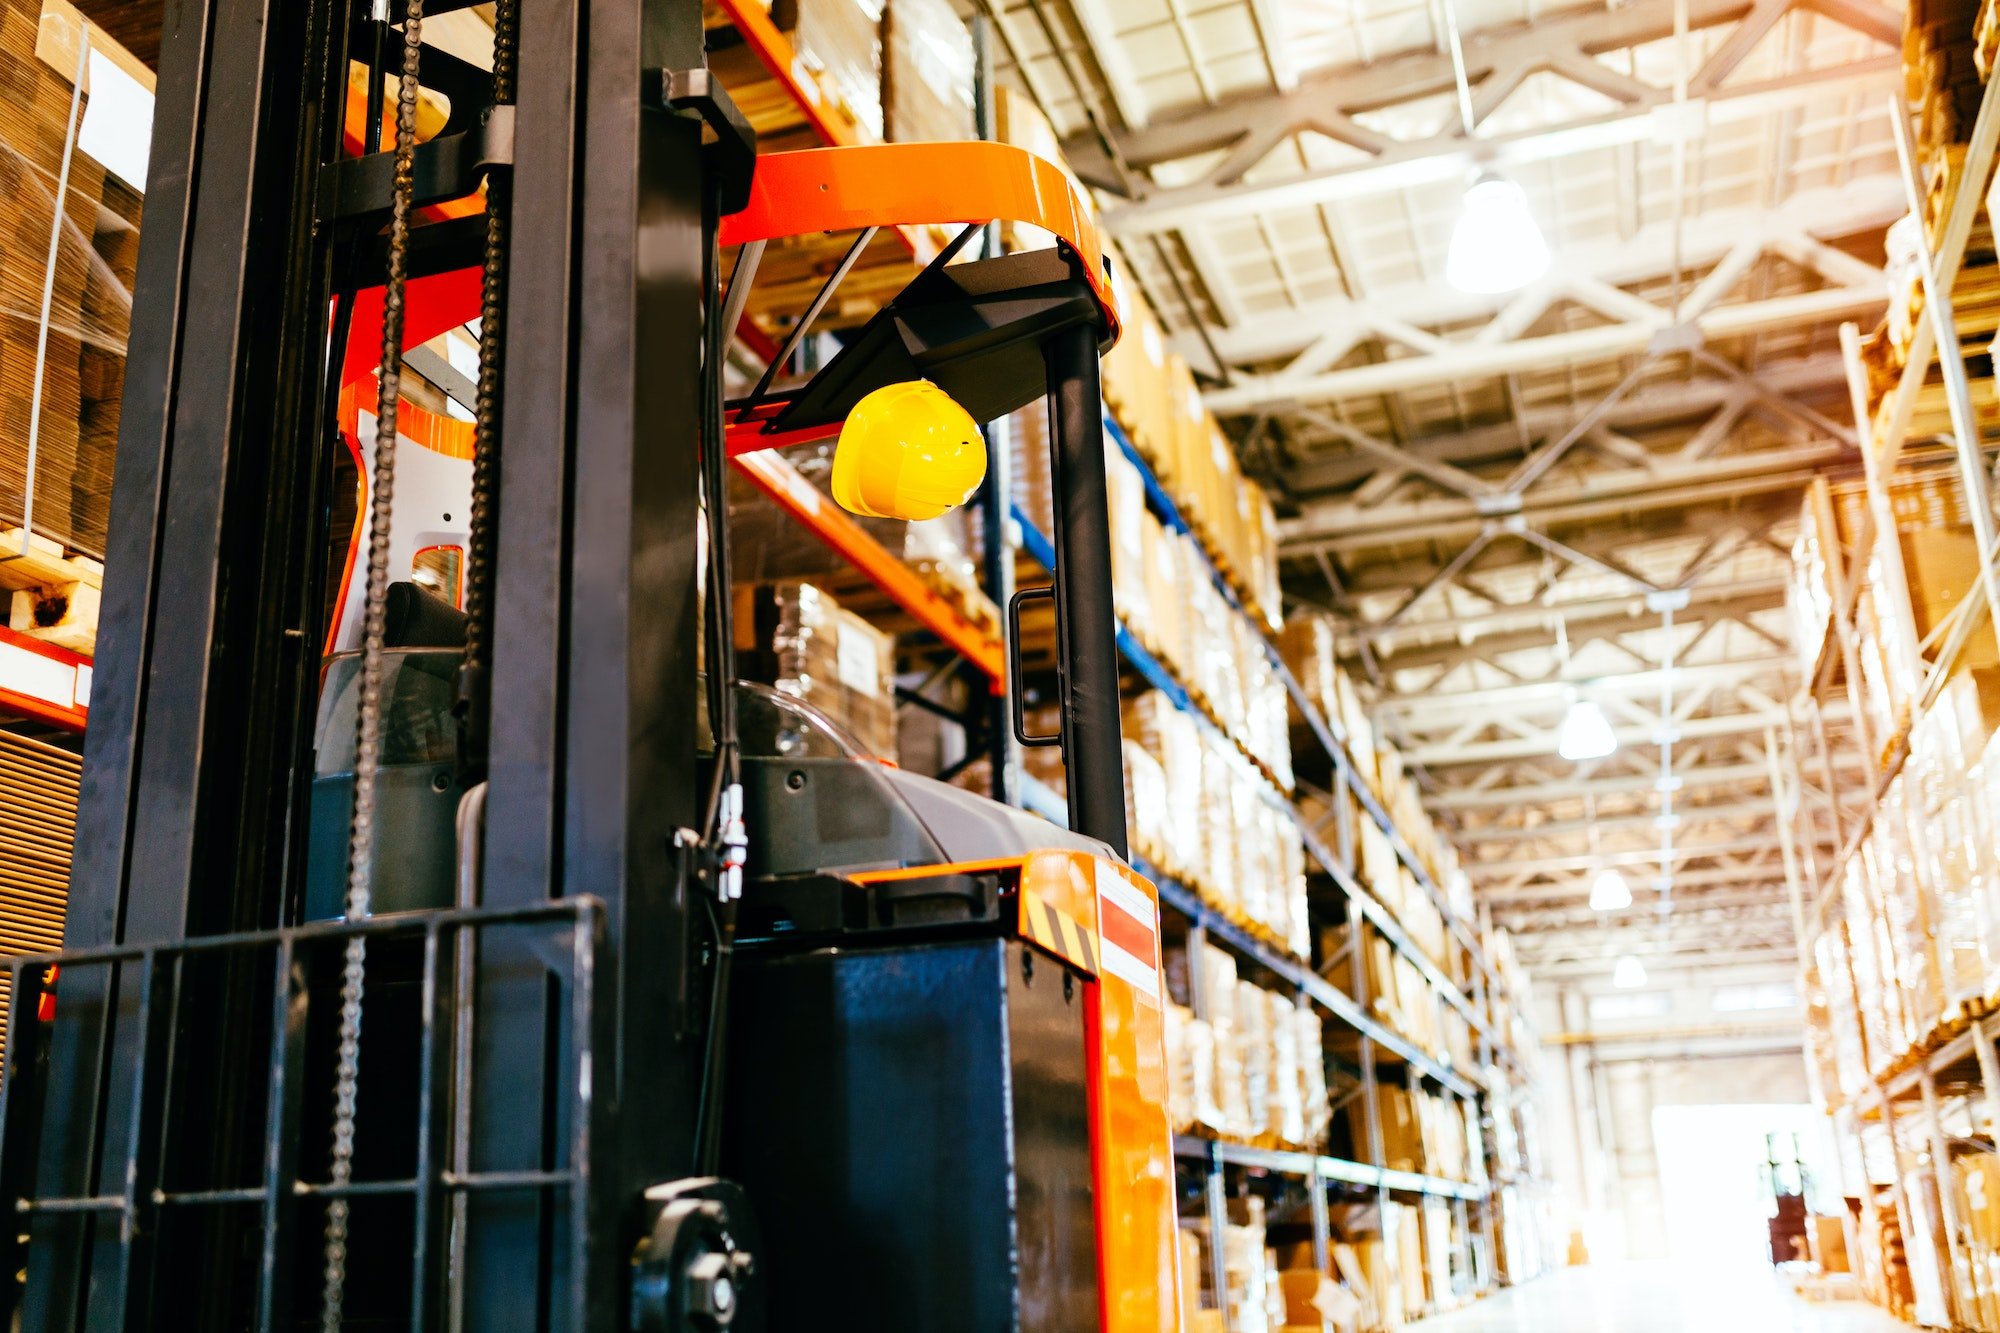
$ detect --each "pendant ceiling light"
[1612,954,1648,989]
[1589,867,1633,912]
[1445,173,1551,295]
[1557,698,1618,762]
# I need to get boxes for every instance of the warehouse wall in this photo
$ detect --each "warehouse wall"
[1534,965,1811,1262]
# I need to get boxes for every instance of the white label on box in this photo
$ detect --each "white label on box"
[1141,322,1163,367]
[836,628,880,698]
[793,57,820,104]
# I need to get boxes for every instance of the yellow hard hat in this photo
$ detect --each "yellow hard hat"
[831,381,987,522]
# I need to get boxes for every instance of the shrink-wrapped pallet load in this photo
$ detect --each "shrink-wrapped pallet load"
[733,581,896,757]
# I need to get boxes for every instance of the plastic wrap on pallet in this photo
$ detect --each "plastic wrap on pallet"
[1234,979,1274,1142]
[1279,616,1342,732]
[783,0,886,141]
[1846,845,1900,1077]
[881,0,973,143]
[1293,1003,1330,1147]
[1953,1148,2000,1317]
[0,14,143,564]
[1123,738,1171,874]
[1880,779,1944,1048]
[1814,919,1873,1103]
[1125,691,1205,883]
[1102,290,1172,470]
[1106,445,1152,646]
[1223,1196,1272,1333]
[733,581,897,757]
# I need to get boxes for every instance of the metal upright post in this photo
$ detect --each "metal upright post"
[1971,1017,2000,1166]
[475,0,715,1321]
[1877,1086,1927,1324]
[1891,100,2000,642]
[1206,1139,1233,1332]
[1919,1070,1974,1328]
[1309,1162,1333,1274]
[1044,320,1126,853]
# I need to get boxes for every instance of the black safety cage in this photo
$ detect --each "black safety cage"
[0,0,724,1325]
[0,901,603,1329]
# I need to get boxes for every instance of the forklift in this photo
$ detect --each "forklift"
[0,1,1182,1330]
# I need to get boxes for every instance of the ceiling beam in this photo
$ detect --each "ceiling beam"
[1452,797,1778,845]
[1376,657,1791,717]
[1062,0,1769,180]
[1208,283,1882,411]
[1063,0,1151,130]
[1280,448,1850,552]
[1524,947,1798,979]
[1277,356,1850,495]
[1189,185,1901,377]
[1408,708,1798,766]
[1466,833,1829,877]
[1479,865,1796,902]
[1340,583,1789,666]
[1493,886,1794,925]
[1429,761,1772,809]
[1099,59,1897,235]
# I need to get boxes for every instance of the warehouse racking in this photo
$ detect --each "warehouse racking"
[0,0,1554,1321]
[689,4,1555,1322]
[1792,5,2000,1323]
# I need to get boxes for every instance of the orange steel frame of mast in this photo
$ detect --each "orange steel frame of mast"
[344,139,1116,693]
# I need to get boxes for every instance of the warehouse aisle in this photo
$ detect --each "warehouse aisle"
[1417,1263,1907,1332]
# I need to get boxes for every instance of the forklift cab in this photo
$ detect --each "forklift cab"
[302,141,1182,1332]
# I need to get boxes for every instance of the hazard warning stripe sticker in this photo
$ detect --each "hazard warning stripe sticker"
[1094,861,1160,1005]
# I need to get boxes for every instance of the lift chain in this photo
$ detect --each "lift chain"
[323,0,425,1324]
[455,0,518,778]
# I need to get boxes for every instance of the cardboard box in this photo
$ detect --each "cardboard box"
[733,581,896,757]
[1812,1214,1852,1273]
[1902,526,2000,670]
[881,0,973,143]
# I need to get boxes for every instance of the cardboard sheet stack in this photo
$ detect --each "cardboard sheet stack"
[0,0,143,560]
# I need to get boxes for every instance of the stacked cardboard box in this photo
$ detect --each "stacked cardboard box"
[0,0,143,563]
[778,0,886,141]
[1817,660,2000,1082]
[1361,1083,1476,1183]
[1788,471,1999,761]
[1093,277,1281,629]
[1016,415,1297,788]
[1126,690,1308,955]
[880,0,972,143]
[1162,946,1330,1151]
[733,581,897,756]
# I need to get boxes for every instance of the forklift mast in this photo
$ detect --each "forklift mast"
[0,0,1170,1328]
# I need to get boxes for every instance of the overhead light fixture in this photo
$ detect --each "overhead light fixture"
[1589,867,1632,912]
[1445,172,1550,295]
[1612,954,1648,989]
[1557,698,1617,761]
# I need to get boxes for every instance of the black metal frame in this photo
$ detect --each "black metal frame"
[14,0,722,1325]
[0,902,603,1330]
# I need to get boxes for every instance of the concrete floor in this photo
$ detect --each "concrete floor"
[1417,1262,1911,1333]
